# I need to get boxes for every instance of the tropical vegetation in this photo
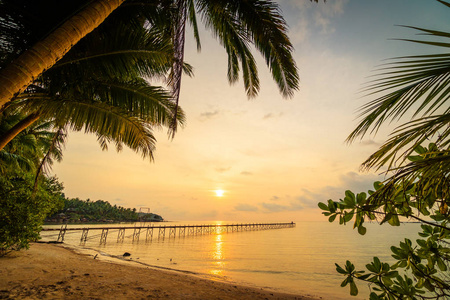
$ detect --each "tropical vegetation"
[319,1,450,299]
[46,198,163,223]
[1,0,310,254]
[0,113,65,254]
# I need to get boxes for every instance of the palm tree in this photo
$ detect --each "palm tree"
[0,9,186,156]
[0,110,56,174]
[0,0,319,111]
[0,0,125,107]
[157,0,303,132]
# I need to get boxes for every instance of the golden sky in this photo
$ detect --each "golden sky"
[52,0,448,222]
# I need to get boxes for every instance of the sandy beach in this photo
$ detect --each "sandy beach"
[0,243,318,300]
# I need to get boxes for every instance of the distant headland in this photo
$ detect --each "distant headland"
[45,198,163,224]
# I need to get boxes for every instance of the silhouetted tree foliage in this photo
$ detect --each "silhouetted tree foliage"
[47,198,163,223]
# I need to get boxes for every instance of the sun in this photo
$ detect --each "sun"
[215,189,225,197]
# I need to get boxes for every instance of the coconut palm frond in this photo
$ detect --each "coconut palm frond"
[196,0,260,98]
[365,145,450,208]
[347,23,450,171]
[221,0,299,98]
[52,23,174,81]
[167,0,188,136]
[349,28,450,142]
[38,77,185,128]
[361,114,450,170]
[43,99,157,160]
[0,111,60,173]
[98,79,185,127]
[0,150,34,174]
[187,0,201,51]
[33,125,67,193]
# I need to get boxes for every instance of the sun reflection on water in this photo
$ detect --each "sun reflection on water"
[209,230,225,276]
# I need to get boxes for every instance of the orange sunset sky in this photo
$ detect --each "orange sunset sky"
[52,0,448,222]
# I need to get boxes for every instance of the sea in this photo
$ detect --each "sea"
[40,221,421,300]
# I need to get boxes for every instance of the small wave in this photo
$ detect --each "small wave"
[229,268,286,275]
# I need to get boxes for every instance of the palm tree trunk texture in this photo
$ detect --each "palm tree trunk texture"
[0,0,125,109]
[0,113,41,151]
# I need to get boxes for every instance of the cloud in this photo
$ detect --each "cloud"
[255,171,383,214]
[215,166,231,173]
[263,112,283,120]
[270,196,280,201]
[314,0,348,34]
[261,202,296,212]
[234,204,258,212]
[199,110,220,121]
[240,171,253,176]
[283,0,348,43]
[359,140,381,147]
[294,172,382,209]
[338,171,382,193]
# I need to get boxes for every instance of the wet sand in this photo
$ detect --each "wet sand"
[0,243,318,299]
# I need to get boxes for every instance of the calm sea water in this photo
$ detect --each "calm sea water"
[41,221,421,300]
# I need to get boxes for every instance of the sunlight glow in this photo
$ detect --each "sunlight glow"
[215,189,225,197]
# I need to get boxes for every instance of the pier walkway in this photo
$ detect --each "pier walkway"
[41,222,295,245]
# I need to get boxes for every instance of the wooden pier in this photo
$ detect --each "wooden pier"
[41,222,295,245]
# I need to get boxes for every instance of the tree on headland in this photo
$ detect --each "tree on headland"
[46,198,164,223]
[319,1,450,298]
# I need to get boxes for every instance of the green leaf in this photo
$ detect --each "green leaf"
[370,292,381,300]
[344,190,356,206]
[366,263,376,273]
[424,279,435,292]
[414,145,427,155]
[349,280,359,296]
[318,202,329,211]
[356,192,366,205]
[328,214,337,223]
[358,225,367,235]
[381,276,394,286]
[407,155,422,162]
[358,274,371,280]
[373,257,381,271]
[343,212,354,222]
[341,277,349,287]
[328,199,337,213]
[436,257,447,271]
[373,181,383,190]
[388,214,400,226]
[345,260,355,272]
[416,239,427,248]
[336,263,347,274]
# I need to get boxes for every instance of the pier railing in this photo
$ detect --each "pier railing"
[41,222,295,245]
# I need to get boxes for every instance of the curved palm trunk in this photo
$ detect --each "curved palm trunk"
[0,0,125,109]
[0,113,41,151]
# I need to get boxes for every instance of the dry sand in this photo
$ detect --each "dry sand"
[0,242,319,300]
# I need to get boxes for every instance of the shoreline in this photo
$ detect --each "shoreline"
[0,242,319,299]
